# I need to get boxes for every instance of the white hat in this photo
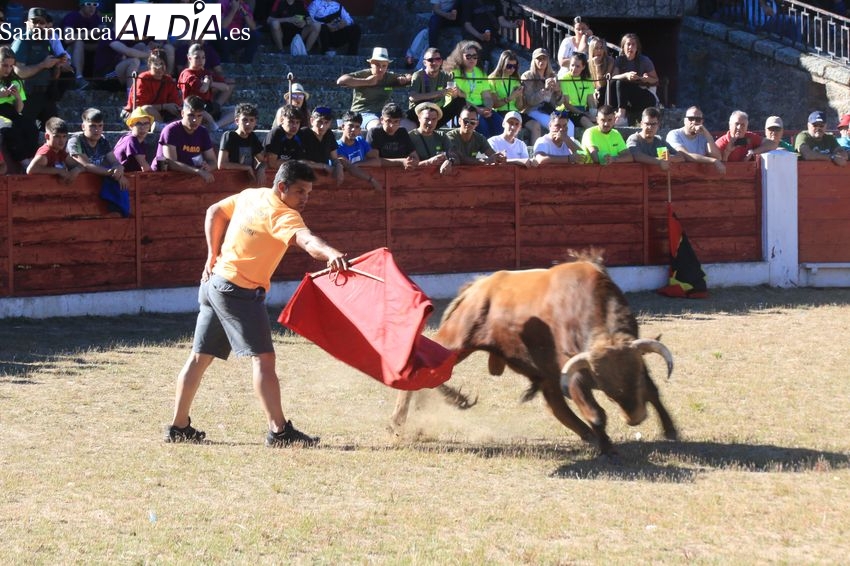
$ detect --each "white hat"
[284,82,310,101]
[367,47,392,63]
[765,116,783,129]
[503,111,522,124]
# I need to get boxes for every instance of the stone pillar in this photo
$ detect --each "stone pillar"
[761,150,798,287]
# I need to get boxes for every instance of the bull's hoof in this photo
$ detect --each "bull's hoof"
[663,427,678,441]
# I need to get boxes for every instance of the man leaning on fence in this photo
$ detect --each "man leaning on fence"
[153,96,217,183]
[665,106,725,174]
[795,111,847,166]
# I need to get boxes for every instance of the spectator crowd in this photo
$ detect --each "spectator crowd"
[2,1,847,195]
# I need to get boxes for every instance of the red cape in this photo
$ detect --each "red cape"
[279,248,457,390]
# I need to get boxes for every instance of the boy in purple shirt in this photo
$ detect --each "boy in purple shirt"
[153,96,216,183]
[114,107,155,172]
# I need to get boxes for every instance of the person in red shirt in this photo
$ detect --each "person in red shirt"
[715,110,776,162]
[177,43,234,130]
[26,117,81,184]
[122,49,182,125]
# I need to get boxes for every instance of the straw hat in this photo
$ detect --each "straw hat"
[414,101,443,121]
[283,82,310,101]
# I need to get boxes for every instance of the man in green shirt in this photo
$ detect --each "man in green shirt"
[580,104,632,165]
[795,111,847,166]
[445,104,506,165]
[336,46,412,130]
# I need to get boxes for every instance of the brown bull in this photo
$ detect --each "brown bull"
[391,252,677,455]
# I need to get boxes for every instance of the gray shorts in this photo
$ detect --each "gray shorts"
[192,274,274,359]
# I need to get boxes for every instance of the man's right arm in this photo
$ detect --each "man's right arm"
[203,201,231,279]
[337,70,374,88]
[294,229,348,270]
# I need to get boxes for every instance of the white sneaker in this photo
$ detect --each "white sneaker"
[325,50,336,57]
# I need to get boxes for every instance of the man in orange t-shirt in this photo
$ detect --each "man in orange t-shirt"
[166,160,350,448]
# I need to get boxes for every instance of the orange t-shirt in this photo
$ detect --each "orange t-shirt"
[212,188,307,291]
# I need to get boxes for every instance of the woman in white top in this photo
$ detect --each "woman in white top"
[557,16,593,68]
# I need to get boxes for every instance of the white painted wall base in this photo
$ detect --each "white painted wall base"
[798,263,850,287]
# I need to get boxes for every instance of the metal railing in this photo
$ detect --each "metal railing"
[702,0,850,65]
[498,2,677,104]
[499,1,622,58]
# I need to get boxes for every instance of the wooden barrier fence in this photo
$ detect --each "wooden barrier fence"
[0,161,770,298]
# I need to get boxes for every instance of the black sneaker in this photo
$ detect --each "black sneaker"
[165,417,206,443]
[265,420,319,447]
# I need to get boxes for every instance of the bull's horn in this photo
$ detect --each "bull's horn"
[631,338,674,379]
[560,352,591,395]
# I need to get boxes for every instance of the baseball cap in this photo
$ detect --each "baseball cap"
[503,110,522,124]
[28,7,47,20]
[532,47,549,60]
[839,114,850,129]
[765,116,783,129]
[808,111,826,124]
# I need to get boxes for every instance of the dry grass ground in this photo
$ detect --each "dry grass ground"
[2,286,849,564]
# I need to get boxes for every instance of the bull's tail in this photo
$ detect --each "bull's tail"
[521,382,541,403]
[437,384,477,410]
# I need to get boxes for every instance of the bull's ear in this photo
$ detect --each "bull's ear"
[654,334,662,341]
[487,353,506,376]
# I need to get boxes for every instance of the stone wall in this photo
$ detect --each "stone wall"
[513,0,688,19]
[677,17,849,131]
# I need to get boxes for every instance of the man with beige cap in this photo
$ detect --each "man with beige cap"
[337,47,412,130]
[763,116,794,152]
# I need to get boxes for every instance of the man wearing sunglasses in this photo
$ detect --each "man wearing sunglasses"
[407,47,464,128]
[665,105,725,174]
[446,104,507,165]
